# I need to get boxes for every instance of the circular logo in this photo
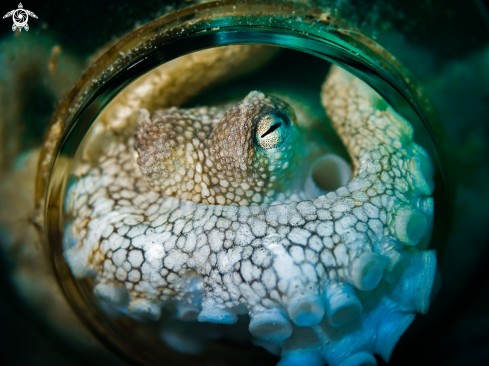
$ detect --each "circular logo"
[12,9,28,28]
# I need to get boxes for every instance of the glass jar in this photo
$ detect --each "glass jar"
[1,1,488,365]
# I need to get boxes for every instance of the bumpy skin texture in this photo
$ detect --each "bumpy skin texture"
[64,66,437,366]
[134,91,301,206]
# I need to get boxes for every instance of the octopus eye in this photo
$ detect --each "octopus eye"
[255,112,291,149]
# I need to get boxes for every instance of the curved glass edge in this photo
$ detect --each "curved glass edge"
[35,0,453,365]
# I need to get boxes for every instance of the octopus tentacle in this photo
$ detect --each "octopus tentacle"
[64,65,436,365]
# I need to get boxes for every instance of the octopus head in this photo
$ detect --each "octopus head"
[135,91,302,205]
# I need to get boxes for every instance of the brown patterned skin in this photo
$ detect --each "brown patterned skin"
[135,91,302,206]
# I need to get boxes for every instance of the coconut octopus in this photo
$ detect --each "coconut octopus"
[64,65,437,366]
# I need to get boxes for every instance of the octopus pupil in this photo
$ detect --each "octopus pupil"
[261,121,282,138]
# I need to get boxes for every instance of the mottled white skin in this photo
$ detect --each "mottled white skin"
[64,65,436,365]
